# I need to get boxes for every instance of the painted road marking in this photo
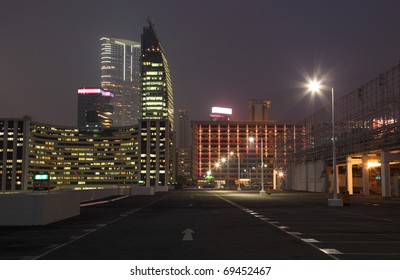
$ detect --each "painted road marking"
[182,228,195,241]
[301,238,320,243]
[320,248,343,255]
[211,192,340,260]
[33,195,169,260]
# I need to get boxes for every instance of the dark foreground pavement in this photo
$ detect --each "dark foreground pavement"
[1,190,400,260]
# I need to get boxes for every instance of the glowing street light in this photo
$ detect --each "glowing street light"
[307,80,322,93]
[307,78,343,207]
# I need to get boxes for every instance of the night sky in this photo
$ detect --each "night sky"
[1,0,400,126]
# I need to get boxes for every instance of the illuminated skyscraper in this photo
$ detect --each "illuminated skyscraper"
[77,87,114,128]
[140,19,174,130]
[100,37,141,126]
[139,19,175,186]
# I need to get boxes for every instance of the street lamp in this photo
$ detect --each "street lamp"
[237,153,241,191]
[221,151,234,189]
[249,136,267,195]
[307,79,343,207]
[214,162,221,187]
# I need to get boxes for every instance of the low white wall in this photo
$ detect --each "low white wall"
[79,188,131,202]
[0,192,80,226]
[0,186,166,226]
[156,185,168,192]
[290,160,327,192]
[71,186,159,202]
[131,186,155,195]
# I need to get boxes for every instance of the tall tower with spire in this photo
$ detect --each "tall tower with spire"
[138,18,175,187]
[140,18,174,130]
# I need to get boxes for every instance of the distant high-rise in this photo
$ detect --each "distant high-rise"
[177,109,189,148]
[248,100,271,121]
[176,109,191,185]
[77,87,114,128]
[140,19,174,130]
[100,37,141,126]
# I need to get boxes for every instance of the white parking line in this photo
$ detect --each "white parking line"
[301,238,320,243]
[211,192,340,260]
[32,195,168,260]
[320,248,343,255]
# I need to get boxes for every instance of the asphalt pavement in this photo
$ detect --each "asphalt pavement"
[1,189,400,260]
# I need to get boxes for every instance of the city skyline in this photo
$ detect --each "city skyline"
[1,1,400,126]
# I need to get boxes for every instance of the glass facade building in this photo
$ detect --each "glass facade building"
[100,37,141,126]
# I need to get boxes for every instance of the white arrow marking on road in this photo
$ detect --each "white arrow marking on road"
[182,228,195,241]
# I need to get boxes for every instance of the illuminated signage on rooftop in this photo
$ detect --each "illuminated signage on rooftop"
[211,107,232,115]
[78,88,114,98]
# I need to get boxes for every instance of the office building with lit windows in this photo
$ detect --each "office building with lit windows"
[191,121,304,189]
[1,116,139,191]
[0,116,175,191]
[100,37,141,126]
[137,120,172,186]
[0,118,26,191]
[140,19,174,131]
[139,19,175,185]
[175,147,192,185]
[77,87,114,128]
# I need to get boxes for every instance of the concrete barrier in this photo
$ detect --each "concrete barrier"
[0,192,80,226]
[79,187,131,202]
[156,185,169,192]
[0,185,166,226]
[130,186,155,195]
[63,186,163,202]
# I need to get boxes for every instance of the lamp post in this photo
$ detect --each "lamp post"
[307,80,343,206]
[222,151,234,189]
[250,166,255,188]
[237,153,241,191]
[215,162,221,188]
[249,137,267,195]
